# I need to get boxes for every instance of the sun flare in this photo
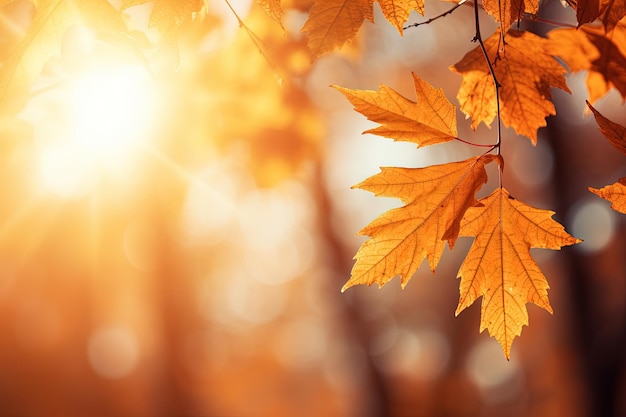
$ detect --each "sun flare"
[33,62,160,197]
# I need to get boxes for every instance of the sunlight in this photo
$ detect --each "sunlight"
[37,63,159,197]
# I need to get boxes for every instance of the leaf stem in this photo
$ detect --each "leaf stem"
[453,136,496,147]
[403,0,470,30]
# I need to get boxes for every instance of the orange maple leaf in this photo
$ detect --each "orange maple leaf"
[301,0,423,58]
[342,154,500,291]
[378,0,424,33]
[590,179,626,213]
[457,188,581,358]
[451,30,569,144]
[482,0,538,34]
[301,0,374,59]
[563,0,626,29]
[587,101,626,213]
[548,22,626,104]
[333,73,458,147]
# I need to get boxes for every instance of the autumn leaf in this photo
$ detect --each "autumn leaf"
[482,0,538,34]
[569,0,605,26]
[342,154,501,291]
[548,22,626,104]
[587,101,626,213]
[121,0,203,36]
[378,0,424,34]
[301,0,373,59]
[456,188,581,358]
[301,0,423,58]
[333,73,458,147]
[451,30,570,144]
[590,179,626,213]
[255,0,284,25]
[563,0,626,29]
[0,0,125,115]
[600,0,626,31]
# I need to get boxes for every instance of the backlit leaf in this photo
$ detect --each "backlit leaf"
[301,0,374,60]
[548,22,626,104]
[457,188,581,358]
[451,30,570,144]
[333,73,457,147]
[482,0,538,33]
[378,0,424,34]
[590,179,626,213]
[343,154,500,291]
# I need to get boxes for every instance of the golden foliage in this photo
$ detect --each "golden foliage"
[451,30,569,144]
[482,0,538,33]
[299,0,424,59]
[457,188,581,358]
[378,0,424,33]
[343,154,499,291]
[337,73,581,356]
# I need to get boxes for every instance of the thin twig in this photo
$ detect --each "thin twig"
[472,0,503,181]
[453,136,496,147]
[403,0,470,30]
[223,0,286,86]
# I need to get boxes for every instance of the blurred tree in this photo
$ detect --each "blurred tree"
[0,1,623,417]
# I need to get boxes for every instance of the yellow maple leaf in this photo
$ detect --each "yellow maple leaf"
[301,0,424,58]
[451,30,570,144]
[121,0,203,36]
[343,154,501,291]
[301,0,374,60]
[333,73,458,147]
[482,0,538,34]
[378,0,424,34]
[590,179,626,214]
[587,101,626,213]
[456,187,581,358]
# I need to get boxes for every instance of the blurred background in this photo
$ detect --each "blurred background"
[0,0,624,416]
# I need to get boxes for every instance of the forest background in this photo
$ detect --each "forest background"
[0,0,624,416]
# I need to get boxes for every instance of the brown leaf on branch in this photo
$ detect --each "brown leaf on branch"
[333,73,457,147]
[342,154,501,291]
[548,21,626,104]
[451,30,569,144]
[587,101,626,213]
[457,188,581,358]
